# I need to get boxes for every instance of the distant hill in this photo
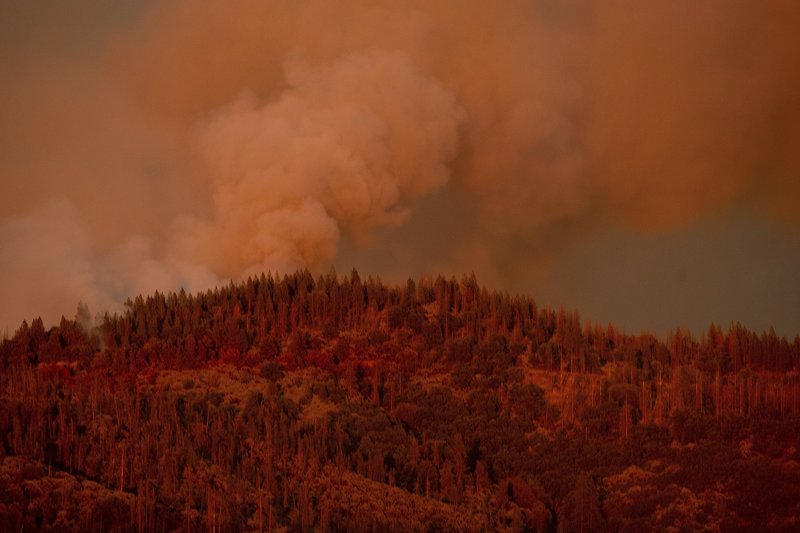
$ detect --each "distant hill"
[1,269,799,531]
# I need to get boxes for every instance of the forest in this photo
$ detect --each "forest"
[1,269,799,532]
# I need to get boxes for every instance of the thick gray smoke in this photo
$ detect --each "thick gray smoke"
[1,0,798,332]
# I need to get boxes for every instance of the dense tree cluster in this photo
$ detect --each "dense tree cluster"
[1,269,798,531]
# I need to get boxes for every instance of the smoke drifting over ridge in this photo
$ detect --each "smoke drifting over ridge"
[183,50,463,277]
[1,0,799,332]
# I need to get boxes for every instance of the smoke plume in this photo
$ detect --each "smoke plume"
[1,0,798,332]
[180,50,463,277]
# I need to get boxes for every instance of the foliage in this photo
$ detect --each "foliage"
[1,269,799,531]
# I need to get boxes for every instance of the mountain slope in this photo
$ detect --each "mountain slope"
[1,269,799,531]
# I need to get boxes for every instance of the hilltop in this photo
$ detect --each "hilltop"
[1,269,799,531]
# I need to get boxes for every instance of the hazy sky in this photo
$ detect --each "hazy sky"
[1,1,799,338]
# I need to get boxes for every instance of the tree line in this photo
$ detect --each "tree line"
[1,269,798,531]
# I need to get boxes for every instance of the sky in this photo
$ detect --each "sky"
[1,1,799,338]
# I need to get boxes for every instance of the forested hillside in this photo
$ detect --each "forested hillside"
[1,269,799,531]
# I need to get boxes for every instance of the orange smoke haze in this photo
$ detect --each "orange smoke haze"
[1,0,798,332]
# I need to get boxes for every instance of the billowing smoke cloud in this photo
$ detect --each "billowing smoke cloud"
[1,0,798,331]
[180,50,462,277]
